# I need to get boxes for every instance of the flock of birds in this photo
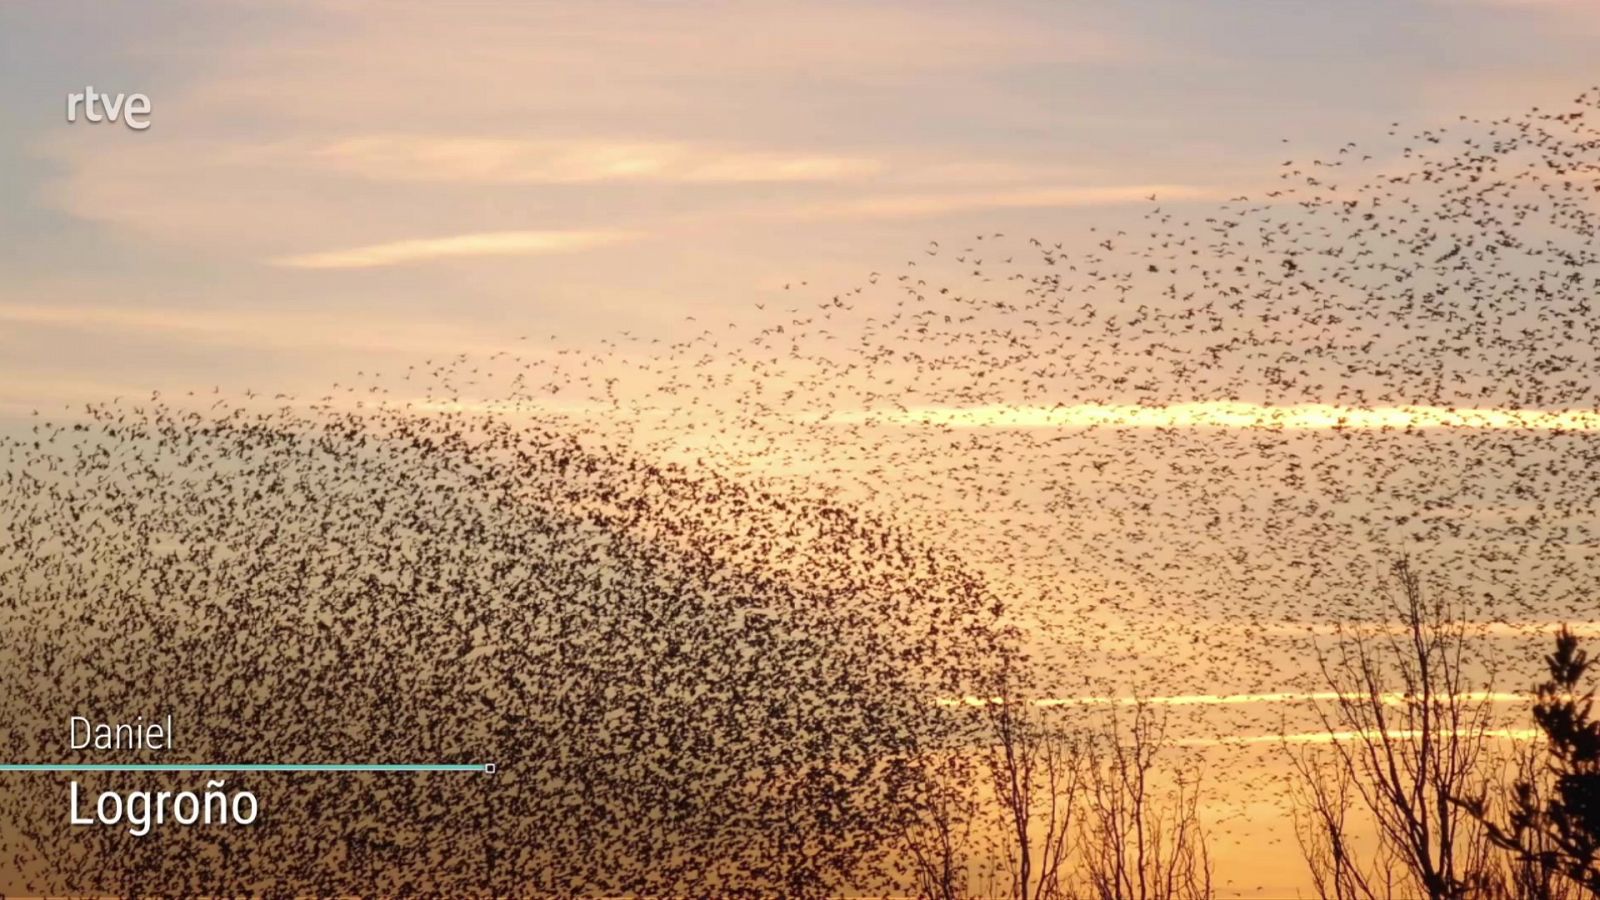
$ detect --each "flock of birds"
[2,88,1599,893]
[0,398,1012,893]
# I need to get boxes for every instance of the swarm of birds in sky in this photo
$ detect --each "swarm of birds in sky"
[0,400,1013,893]
[1,88,1598,892]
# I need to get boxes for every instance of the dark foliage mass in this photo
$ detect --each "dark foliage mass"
[1464,628,1600,897]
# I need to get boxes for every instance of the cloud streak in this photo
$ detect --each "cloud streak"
[311,136,882,184]
[272,229,640,269]
[841,402,1600,430]
[785,184,1217,220]
[1187,728,1541,747]
[0,303,517,355]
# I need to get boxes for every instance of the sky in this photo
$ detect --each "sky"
[2,0,1599,420]
[4,2,1600,895]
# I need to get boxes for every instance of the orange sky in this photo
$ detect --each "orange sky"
[6,3,1600,895]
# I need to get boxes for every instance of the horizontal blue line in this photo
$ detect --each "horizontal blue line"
[0,763,491,773]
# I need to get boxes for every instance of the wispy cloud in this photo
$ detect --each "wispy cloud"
[0,303,516,355]
[0,376,160,420]
[272,229,640,269]
[838,402,1600,430]
[785,184,1216,220]
[310,136,882,184]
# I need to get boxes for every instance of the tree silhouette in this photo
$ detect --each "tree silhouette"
[893,662,1088,900]
[896,685,1212,900]
[1290,558,1505,900]
[1081,700,1213,900]
[1461,627,1600,899]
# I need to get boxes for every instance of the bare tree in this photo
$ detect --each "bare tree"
[895,747,985,900]
[1081,700,1214,900]
[1291,558,1506,899]
[895,666,1087,900]
[899,687,1217,899]
[982,690,1086,900]
[1288,741,1403,900]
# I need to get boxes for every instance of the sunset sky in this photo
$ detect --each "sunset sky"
[3,0,1599,420]
[5,3,1600,896]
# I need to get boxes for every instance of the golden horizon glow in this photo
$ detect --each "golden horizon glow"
[1188,728,1541,746]
[935,696,1544,746]
[844,402,1600,430]
[939,690,1533,708]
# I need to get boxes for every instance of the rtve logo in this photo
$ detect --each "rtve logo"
[66,86,151,131]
